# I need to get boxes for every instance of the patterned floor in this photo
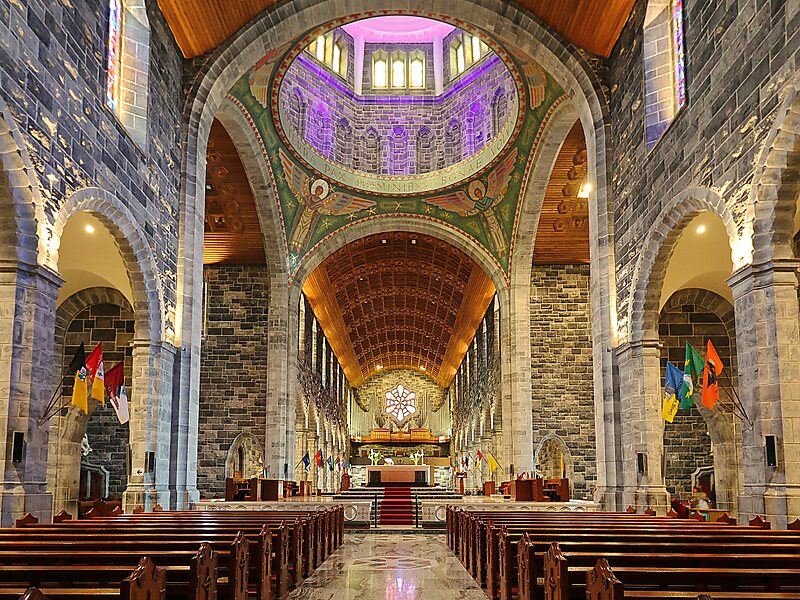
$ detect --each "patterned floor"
[287,533,486,599]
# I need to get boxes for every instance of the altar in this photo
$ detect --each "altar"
[367,465,432,486]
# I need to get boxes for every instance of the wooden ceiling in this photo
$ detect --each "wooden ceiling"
[158,0,636,58]
[203,120,266,265]
[533,120,590,265]
[303,232,496,388]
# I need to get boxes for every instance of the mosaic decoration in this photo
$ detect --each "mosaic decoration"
[225,14,566,282]
[672,0,687,110]
[105,0,122,113]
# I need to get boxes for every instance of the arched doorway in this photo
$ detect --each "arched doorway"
[47,212,136,517]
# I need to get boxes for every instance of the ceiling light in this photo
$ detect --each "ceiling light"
[84,224,95,234]
[376,365,383,370]
[696,225,707,234]
[411,239,417,244]
[420,365,426,371]
[577,182,592,199]
[381,239,387,244]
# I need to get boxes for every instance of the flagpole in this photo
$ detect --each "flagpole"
[37,366,74,426]
[719,372,750,425]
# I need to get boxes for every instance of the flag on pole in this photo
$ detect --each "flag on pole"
[85,343,105,404]
[662,361,683,422]
[315,449,323,467]
[327,456,334,472]
[103,362,129,424]
[301,451,311,471]
[464,454,470,470]
[69,343,88,413]
[477,449,484,463]
[701,340,724,409]
[679,342,705,409]
[487,451,501,474]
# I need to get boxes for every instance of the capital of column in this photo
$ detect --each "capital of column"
[727,258,800,296]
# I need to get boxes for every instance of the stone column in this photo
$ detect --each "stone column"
[615,339,670,513]
[481,435,493,490]
[308,434,319,493]
[294,427,307,483]
[728,260,800,528]
[123,340,177,511]
[0,262,61,526]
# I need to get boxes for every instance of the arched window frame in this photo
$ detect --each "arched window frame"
[372,50,388,89]
[409,50,425,89]
[643,0,687,150]
[391,51,406,89]
[105,0,150,148]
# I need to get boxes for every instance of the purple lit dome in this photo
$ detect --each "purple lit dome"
[275,16,521,195]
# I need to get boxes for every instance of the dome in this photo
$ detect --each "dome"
[274,16,522,196]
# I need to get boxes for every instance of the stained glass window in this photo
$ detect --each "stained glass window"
[672,0,686,111]
[105,0,122,113]
[385,383,416,423]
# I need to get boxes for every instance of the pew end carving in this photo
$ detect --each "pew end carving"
[189,541,218,600]
[121,556,166,600]
[586,558,624,600]
[544,542,569,600]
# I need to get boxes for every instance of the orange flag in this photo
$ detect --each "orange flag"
[701,340,724,409]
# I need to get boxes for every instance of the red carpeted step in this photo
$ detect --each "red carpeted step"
[378,486,414,525]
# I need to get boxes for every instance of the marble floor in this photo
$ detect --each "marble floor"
[287,533,487,599]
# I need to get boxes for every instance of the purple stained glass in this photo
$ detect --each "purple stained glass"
[106,0,122,113]
[673,0,686,110]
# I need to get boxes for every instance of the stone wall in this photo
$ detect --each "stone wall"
[530,265,595,498]
[197,265,270,497]
[658,288,738,500]
[280,53,515,174]
[351,369,449,436]
[0,0,184,309]
[60,299,134,499]
[609,0,800,326]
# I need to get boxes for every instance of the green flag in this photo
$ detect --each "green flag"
[679,342,704,409]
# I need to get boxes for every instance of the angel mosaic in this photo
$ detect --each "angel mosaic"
[422,148,518,253]
[280,150,376,252]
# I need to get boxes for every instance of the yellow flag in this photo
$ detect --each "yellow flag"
[662,394,679,423]
[71,367,89,413]
[487,451,501,473]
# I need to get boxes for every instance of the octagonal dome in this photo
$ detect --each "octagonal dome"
[274,16,522,196]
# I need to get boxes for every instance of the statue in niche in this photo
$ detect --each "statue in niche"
[280,150,375,252]
[421,148,517,254]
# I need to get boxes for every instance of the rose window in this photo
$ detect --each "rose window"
[385,383,416,423]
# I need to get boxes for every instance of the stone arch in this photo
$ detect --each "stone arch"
[224,432,265,480]
[747,73,800,265]
[627,187,737,344]
[0,94,46,266]
[534,434,575,485]
[53,187,164,344]
[658,288,740,511]
[48,287,134,514]
[180,0,617,492]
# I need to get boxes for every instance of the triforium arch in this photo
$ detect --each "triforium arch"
[180,0,618,502]
[619,187,736,513]
[53,187,174,511]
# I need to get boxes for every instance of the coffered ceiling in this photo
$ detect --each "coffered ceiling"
[158,0,635,58]
[302,232,496,388]
[533,120,590,265]
[203,120,266,265]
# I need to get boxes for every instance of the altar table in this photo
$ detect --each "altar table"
[366,465,432,486]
